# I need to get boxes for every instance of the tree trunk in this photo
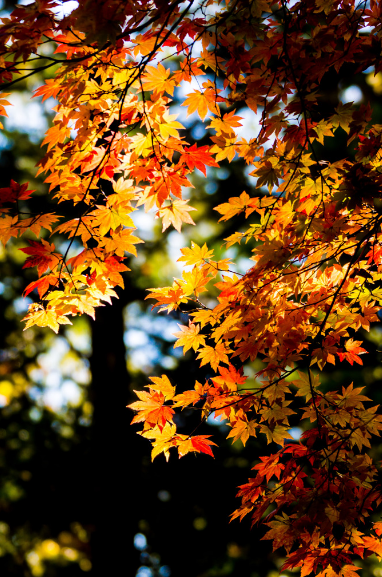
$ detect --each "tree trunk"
[88,295,141,575]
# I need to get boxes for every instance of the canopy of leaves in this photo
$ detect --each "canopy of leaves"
[2,0,382,574]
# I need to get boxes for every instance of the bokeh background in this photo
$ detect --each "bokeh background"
[1,1,382,576]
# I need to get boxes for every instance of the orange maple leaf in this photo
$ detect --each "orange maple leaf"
[177,435,217,458]
[128,389,175,431]
[179,144,219,176]
[337,339,367,366]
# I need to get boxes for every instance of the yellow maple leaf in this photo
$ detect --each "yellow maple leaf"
[22,305,72,333]
[147,375,176,401]
[313,120,334,145]
[178,241,214,266]
[180,268,210,297]
[157,111,184,141]
[140,423,178,461]
[173,322,206,353]
[157,200,196,233]
[197,342,230,371]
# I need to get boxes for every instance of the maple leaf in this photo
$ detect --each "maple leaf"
[227,418,257,446]
[338,339,367,366]
[157,111,185,141]
[142,63,175,95]
[214,191,259,221]
[262,514,295,553]
[181,82,221,120]
[196,342,230,371]
[332,101,353,134]
[253,161,281,192]
[100,229,143,257]
[172,380,209,408]
[293,370,320,401]
[182,90,210,120]
[22,306,72,333]
[209,110,243,137]
[260,423,293,446]
[140,422,178,461]
[147,375,176,401]
[0,214,19,245]
[128,389,175,431]
[173,322,206,353]
[0,180,34,203]
[253,454,285,483]
[312,120,334,145]
[20,239,61,277]
[33,78,63,102]
[177,435,217,458]
[211,364,247,391]
[178,241,214,266]
[179,144,219,176]
[23,274,59,299]
[180,268,210,297]
[157,200,196,233]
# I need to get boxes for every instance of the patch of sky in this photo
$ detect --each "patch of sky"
[16,0,79,17]
[286,0,300,7]
[56,239,82,260]
[234,107,262,141]
[124,329,150,348]
[27,336,89,410]
[136,568,153,577]
[195,220,218,244]
[216,167,230,180]
[12,296,32,315]
[5,93,48,143]
[363,66,375,75]
[126,336,162,368]
[125,302,179,342]
[61,379,82,406]
[132,211,156,241]
[158,489,171,502]
[65,321,92,356]
[288,427,302,441]
[339,85,363,104]
[0,132,10,150]
[207,411,228,431]
[207,412,223,426]
[134,533,148,551]
[244,163,256,186]
[167,230,186,265]
[160,356,177,369]
[236,256,254,275]
[124,303,180,371]
[191,123,206,140]
[52,0,79,19]
[205,181,218,195]
[29,407,42,422]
